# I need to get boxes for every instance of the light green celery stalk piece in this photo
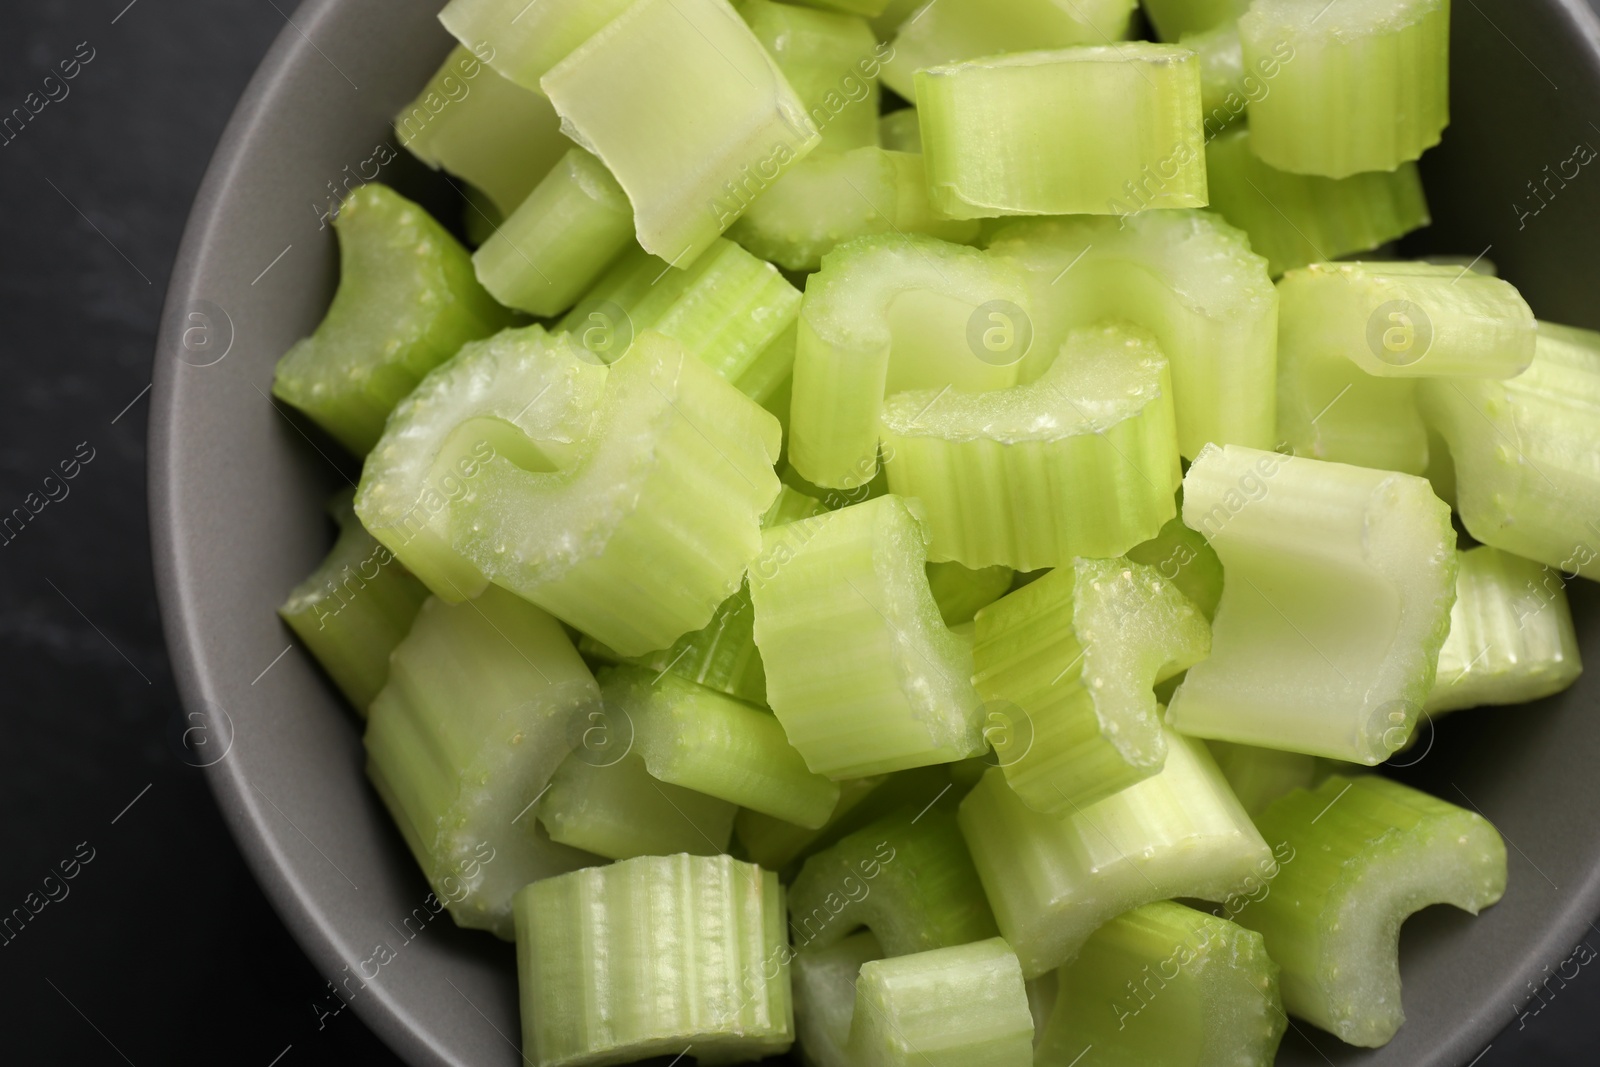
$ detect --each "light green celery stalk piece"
[972,556,1211,814]
[536,750,737,860]
[986,211,1276,458]
[1126,509,1225,620]
[1233,776,1507,1046]
[278,492,429,712]
[1145,0,1250,40]
[926,561,1013,627]
[1428,546,1582,714]
[541,0,821,267]
[578,581,768,705]
[1419,320,1600,581]
[1277,326,1428,475]
[1206,740,1323,819]
[272,184,513,456]
[438,0,634,92]
[750,495,987,777]
[917,45,1206,220]
[365,587,599,938]
[788,234,1029,489]
[1168,444,1458,762]
[1183,23,1247,135]
[515,854,793,1066]
[1035,901,1285,1067]
[880,323,1182,570]
[793,931,884,1067]
[879,108,921,152]
[1205,127,1431,277]
[741,0,882,152]
[394,45,570,218]
[1240,0,1450,178]
[766,484,830,526]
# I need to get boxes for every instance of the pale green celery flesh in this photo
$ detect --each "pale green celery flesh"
[750,496,987,778]
[1234,776,1507,1046]
[1427,546,1582,714]
[1126,509,1225,619]
[364,587,600,938]
[1240,0,1450,178]
[972,556,1211,814]
[1419,320,1600,581]
[1035,901,1286,1067]
[541,0,821,266]
[986,211,1276,458]
[536,750,736,860]
[439,0,635,91]
[917,45,1206,220]
[926,561,1013,627]
[1277,331,1428,475]
[1167,445,1458,763]
[1146,0,1250,40]
[958,733,1273,978]
[514,854,793,1067]
[793,931,884,1067]
[1206,740,1322,819]
[272,184,512,456]
[578,582,768,705]
[1182,24,1246,133]
[741,0,883,152]
[879,322,1182,570]
[879,108,921,153]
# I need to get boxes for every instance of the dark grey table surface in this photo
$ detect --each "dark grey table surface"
[0,2,1593,1065]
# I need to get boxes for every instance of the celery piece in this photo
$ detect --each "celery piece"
[847,938,1034,1067]
[537,750,737,860]
[515,854,793,1066]
[1183,23,1246,133]
[1277,329,1428,475]
[794,931,884,1067]
[1037,901,1285,1067]
[879,108,921,153]
[1428,546,1582,714]
[438,0,634,91]
[880,323,1183,570]
[1126,511,1225,620]
[751,496,987,777]
[926,561,1013,627]
[1145,0,1249,40]
[987,211,1276,458]
[742,0,882,152]
[959,733,1272,978]
[579,582,768,706]
[869,0,924,39]
[1206,740,1322,819]
[541,0,821,266]
[1205,127,1431,277]
[365,587,599,938]
[791,0,893,15]
[1234,776,1507,1046]
[471,148,632,317]
[1168,445,1458,763]
[1419,320,1600,581]
[278,493,429,712]
[788,234,1029,489]
[917,45,1206,220]
[790,806,998,956]
[767,484,830,527]
[972,556,1211,813]
[737,774,887,871]
[1240,0,1450,178]
[272,184,512,456]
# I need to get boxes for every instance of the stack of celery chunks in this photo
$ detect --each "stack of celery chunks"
[271,0,1598,1063]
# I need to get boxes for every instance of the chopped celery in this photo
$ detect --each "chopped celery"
[1182,23,1247,134]
[794,931,885,1067]
[1145,0,1249,40]
[986,211,1276,458]
[541,0,821,266]
[1419,320,1600,581]
[958,732,1273,978]
[272,184,512,456]
[438,0,634,91]
[537,750,737,860]
[869,0,923,39]
[735,765,950,874]
[766,484,830,527]
[846,938,1034,1067]
[579,582,768,706]
[1428,546,1582,714]
[514,854,793,1066]
[878,108,921,153]
[365,587,598,938]
[741,0,883,152]
[1276,328,1429,475]
[917,45,1207,220]
[750,496,987,777]
[879,323,1182,570]
[926,561,1013,627]
[972,556,1212,813]
[792,0,894,15]
[1126,510,1225,620]
[1206,740,1322,819]
[1167,445,1458,763]
[790,806,998,956]
[1234,776,1507,1046]
[1240,0,1450,178]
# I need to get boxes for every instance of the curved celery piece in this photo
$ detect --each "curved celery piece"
[1240,0,1450,178]
[790,807,998,956]
[1428,546,1582,714]
[541,0,821,267]
[1206,127,1431,277]
[847,938,1035,1067]
[537,750,736,860]
[1168,445,1458,763]
[973,556,1211,814]
[926,561,1013,627]
[734,765,949,874]
[986,212,1277,457]
[1206,740,1322,819]
[788,234,1029,489]
[365,587,598,938]
[1144,0,1249,40]
[579,582,768,705]
[1419,320,1600,581]
[879,108,921,153]
[1234,776,1507,1046]
[1035,901,1285,1067]
[1277,333,1428,475]
[742,0,882,152]
[272,184,512,456]
[438,0,634,92]
[880,323,1182,570]
[514,854,793,1066]
[794,931,884,1067]
[750,496,986,777]
[1126,510,1224,620]
[917,45,1206,220]
[957,733,1272,978]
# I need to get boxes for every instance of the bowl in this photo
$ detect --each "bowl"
[150,1,1600,1064]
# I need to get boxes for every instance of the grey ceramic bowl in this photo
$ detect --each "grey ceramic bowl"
[151,2,1600,1065]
